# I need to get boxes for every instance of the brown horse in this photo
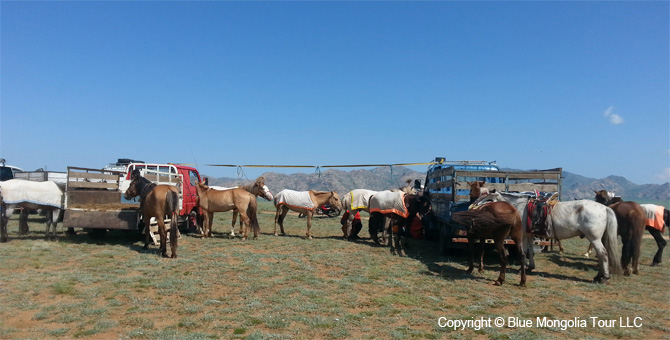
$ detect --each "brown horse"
[195,181,260,240]
[210,177,273,237]
[452,201,526,287]
[467,180,488,204]
[594,190,653,274]
[273,189,342,239]
[124,170,180,258]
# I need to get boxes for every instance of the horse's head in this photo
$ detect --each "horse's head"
[467,180,487,200]
[124,175,140,200]
[196,180,209,195]
[328,191,343,211]
[594,190,619,205]
[254,177,273,201]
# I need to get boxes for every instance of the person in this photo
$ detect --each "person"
[340,210,362,239]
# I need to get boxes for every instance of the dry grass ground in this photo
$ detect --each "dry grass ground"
[0,201,669,340]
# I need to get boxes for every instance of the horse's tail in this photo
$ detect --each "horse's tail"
[167,190,180,255]
[603,207,622,277]
[248,196,260,235]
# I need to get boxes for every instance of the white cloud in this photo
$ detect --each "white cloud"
[603,106,624,125]
[656,168,670,183]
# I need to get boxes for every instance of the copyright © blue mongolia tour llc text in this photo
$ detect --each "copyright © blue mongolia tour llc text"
[438,316,643,331]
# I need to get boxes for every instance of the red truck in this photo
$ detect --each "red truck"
[63,161,202,237]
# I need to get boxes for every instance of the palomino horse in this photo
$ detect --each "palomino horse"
[453,201,526,286]
[341,180,416,240]
[594,190,662,272]
[273,189,342,239]
[195,181,260,240]
[474,191,622,283]
[124,170,180,258]
[209,177,273,238]
[368,190,432,256]
[0,179,64,242]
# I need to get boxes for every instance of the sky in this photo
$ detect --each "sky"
[1,1,668,185]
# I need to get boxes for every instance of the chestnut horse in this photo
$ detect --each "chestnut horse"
[467,180,489,204]
[594,190,660,273]
[453,201,526,286]
[124,170,180,258]
[195,181,260,240]
[273,189,342,239]
[210,177,273,238]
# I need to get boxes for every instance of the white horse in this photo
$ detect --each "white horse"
[0,179,65,242]
[474,191,622,283]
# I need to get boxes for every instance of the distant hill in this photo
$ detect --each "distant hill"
[206,166,670,205]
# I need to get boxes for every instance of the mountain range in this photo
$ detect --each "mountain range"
[206,166,670,205]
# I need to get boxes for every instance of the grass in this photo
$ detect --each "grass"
[0,201,668,339]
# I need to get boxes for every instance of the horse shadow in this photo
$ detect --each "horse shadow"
[400,239,594,284]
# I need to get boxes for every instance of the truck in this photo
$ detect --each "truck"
[0,159,23,181]
[14,169,67,184]
[63,161,202,238]
[423,158,563,254]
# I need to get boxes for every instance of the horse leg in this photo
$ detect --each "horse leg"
[143,216,152,250]
[590,239,610,283]
[230,209,238,238]
[238,208,251,241]
[0,205,13,243]
[44,210,53,241]
[274,206,288,236]
[620,234,632,276]
[206,212,214,238]
[345,211,355,239]
[156,218,169,258]
[19,208,29,235]
[494,240,507,286]
[648,226,666,265]
[510,230,526,287]
[583,243,594,258]
[306,211,313,239]
[523,233,536,272]
[466,236,476,274]
[170,213,178,258]
[632,228,643,275]
[477,238,485,273]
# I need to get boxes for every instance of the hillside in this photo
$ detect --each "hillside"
[206,166,670,205]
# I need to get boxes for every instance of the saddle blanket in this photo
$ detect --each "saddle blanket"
[369,190,408,218]
[275,190,315,210]
[347,189,377,210]
[641,204,665,231]
[0,179,63,208]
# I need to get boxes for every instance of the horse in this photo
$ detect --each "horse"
[0,179,64,242]
[368,190,432,256]
[208,177,273,238]
[452,201,526,286]
[341,181,416,240]
[124,170,180,258]
[467,180,489,204]
[195,180,260,240]
[594,190,666,270]
[273,189,342,239]
[474,191,622,283]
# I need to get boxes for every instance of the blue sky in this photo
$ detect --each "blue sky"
[1,1,668,185]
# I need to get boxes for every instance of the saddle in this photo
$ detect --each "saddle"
[526,193,559,237]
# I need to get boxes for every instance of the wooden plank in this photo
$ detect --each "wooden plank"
[68,171,120,181]
[66,190,124,206]
[507,183,560,192]
[453,170,506,178]
[68,181,118,190]
[64,209,139,230]
[507,173,561,180]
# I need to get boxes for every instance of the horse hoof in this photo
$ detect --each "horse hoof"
[494,281,503,286]
[143,245,149,250]
[633,270,639,275]
[651,262,660,266]
[171,254,177,259]
[161,253,170,258]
